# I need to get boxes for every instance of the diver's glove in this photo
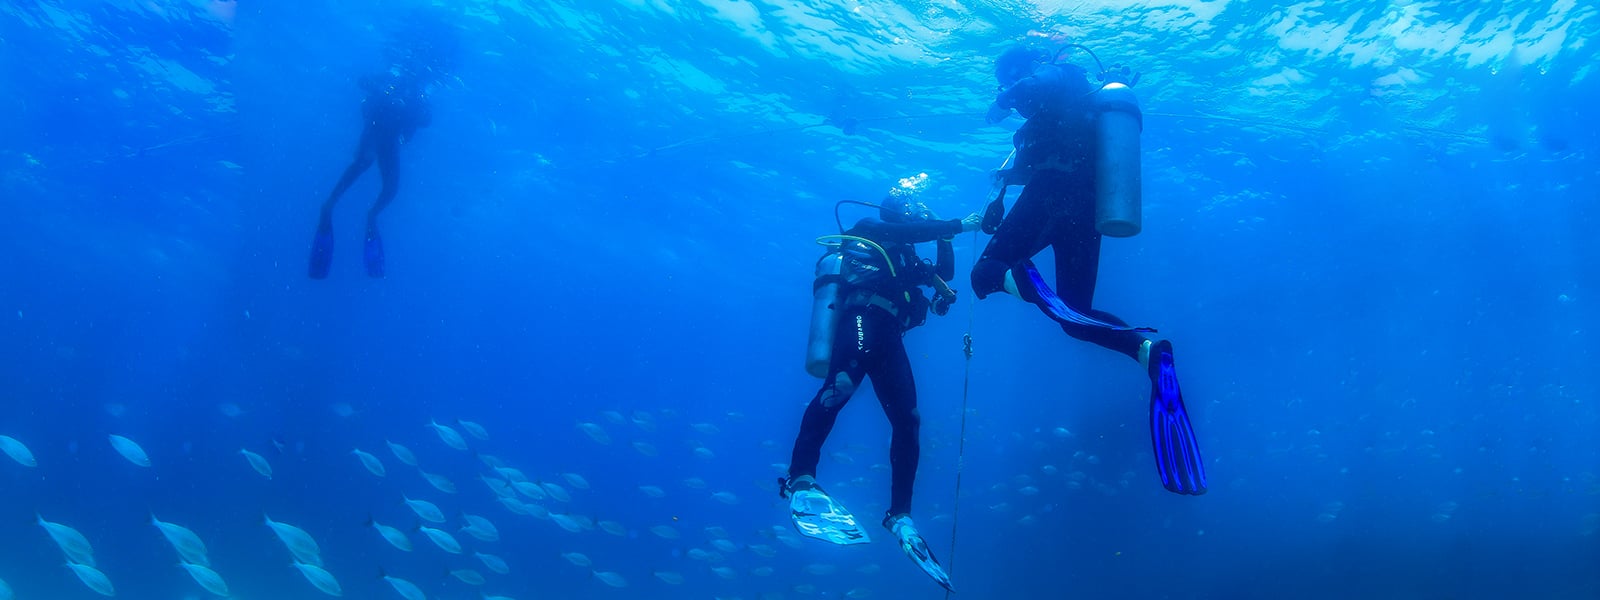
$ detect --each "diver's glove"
[960,213,981,232]
[981,197,1006,234]
[984,102,1010,124]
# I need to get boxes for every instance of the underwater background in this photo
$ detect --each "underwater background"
[1,0,1596,598]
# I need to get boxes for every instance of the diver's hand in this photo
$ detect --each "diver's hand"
[960,213,982,232]
[985,102,1010,124]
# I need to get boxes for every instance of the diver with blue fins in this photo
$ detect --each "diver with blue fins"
[781,174,979,593]
[307,67,432,279]
[974,43,1207,495]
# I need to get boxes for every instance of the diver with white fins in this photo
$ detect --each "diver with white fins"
[781,174,979,593]
[974,43,1208,495]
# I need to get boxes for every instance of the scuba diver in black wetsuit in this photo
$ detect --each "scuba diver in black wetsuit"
[780,175,979,594]
[308,71,432,279]
[972,44,1208,496]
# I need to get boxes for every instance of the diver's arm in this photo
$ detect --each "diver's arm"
[852,218,963,245]
[926,247,958,317]
[987,73,1041,123]
[934,239,954,282]
[985,101,1012,124]
[987,92,1018,124]
[989,65,1086,123]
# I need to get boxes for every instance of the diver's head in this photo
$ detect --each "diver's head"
[880,172,937,223]
[996,45,1049,87]
[880,197,936,223]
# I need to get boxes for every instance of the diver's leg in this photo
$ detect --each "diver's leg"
[1049,187,1207,495]
[787,307,870,488]
[362,138,400,278]
[323,128,379,219]
[310,131,377,279]
[1049,200,1148,361]
[970,181,1055,299]
[868,326,920,520]
[870,323,952,592]
[784,307,878,545]
[368,137,401,230]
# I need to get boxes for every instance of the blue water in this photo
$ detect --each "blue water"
[2,1,1597,599]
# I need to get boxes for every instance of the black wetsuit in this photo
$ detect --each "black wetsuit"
[789,216,959,519]
[971,63,1149,360]
[322,76,432,229]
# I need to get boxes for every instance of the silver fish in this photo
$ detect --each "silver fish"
[382,572,426,600]
[456,419,490,440]
[0,435,36,467]
[419,525,462,554]
[403,496,446,523]
[386,440,417,466]
[38,515,96,566]
[351,448,386,477]
[475,551,510,574]
[241,448,272,479]
[151,515,211,566]
[592,570,628,588]
[427,420,468,450]
[180,561,230,597]
[369,518,412,552]
[420,471,457,494]
[448,568,486,585]
[561,551,591,567]
[292,560,342,596]
[561,472,590,490]
[461,513,499,541]
[265,515,323,566]
[66,562,115,596]
[108,434,151,467]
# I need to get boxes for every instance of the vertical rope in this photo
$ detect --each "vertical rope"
[944,227,982,600]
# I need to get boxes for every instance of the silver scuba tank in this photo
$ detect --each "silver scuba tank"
[1093,82,1143,237]
[805,251,845,378]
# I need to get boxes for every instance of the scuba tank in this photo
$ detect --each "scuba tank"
[1092,82,1143,237]
[806,227,900,378]
[805,250,845,378]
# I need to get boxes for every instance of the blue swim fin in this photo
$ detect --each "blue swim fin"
[363,226,385,278]
[1015,261,1154,332]
[1145,340,1207,495]
[308,217,334,279]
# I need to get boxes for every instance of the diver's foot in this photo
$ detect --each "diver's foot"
[779,475,818,499]
[363,226,385,278]
[308,218,334,280]
[884,514,953,593]
[1141,339,1208,495]
[1138,338,1172,380]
